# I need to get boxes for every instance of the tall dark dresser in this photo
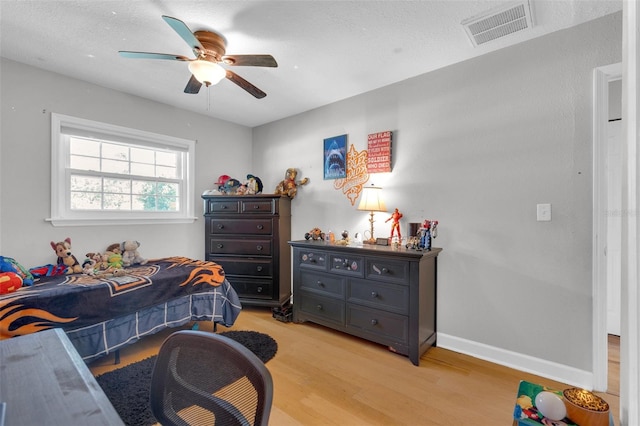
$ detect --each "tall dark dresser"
[202,194,291,307]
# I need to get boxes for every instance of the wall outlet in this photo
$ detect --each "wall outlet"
[537,204,552,221]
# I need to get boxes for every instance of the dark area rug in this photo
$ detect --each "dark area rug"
[95,330,277,426]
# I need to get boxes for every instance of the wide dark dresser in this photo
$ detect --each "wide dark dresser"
[289,240,441,365]
[203,194,291,307]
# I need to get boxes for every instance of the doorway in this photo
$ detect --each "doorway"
[592,62,622,392]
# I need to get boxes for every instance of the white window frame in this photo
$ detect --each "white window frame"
[49,113,196,227]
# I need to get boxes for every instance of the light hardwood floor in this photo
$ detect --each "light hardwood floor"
[90,308,621,425]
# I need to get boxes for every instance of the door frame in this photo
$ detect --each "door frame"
[592,62,621,391]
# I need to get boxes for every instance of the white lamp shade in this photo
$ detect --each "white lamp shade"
[357,185,386,212]
[188,60,226,86]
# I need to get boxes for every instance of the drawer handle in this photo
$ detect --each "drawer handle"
[256,245,263,251]
[257,224,264,230]
[257,286,263,293]
[256,266,263,272]
[254,205,260,209]
[316,280,325,287]
[372,264,389,275]
[371,291,378,298]
[370,319,378,326]
[216,224,224,229]
[316,304,323,311]
[221,205,228,209]
[217,244,223,249]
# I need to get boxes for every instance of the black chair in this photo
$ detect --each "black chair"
[150,330,273,426]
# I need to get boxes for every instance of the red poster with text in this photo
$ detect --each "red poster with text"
[367,131,392,173]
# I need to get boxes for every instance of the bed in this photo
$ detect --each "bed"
[0,256,242,363]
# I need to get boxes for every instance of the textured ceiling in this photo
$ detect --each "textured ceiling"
[0,1,622,127]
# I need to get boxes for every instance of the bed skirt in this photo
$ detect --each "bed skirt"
[66,288,241,363]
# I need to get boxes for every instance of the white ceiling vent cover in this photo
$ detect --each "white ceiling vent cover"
[462,1,534,47]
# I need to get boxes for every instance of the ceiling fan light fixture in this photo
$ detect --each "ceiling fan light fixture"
[188,60,226,86]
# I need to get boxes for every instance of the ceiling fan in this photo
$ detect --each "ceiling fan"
[119,15,277,99]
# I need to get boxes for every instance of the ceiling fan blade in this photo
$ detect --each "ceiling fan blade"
[119,51,191,61]
[162,15,205,57]
[184,75,202,94]
[225,70,267,99]
[222,54,278,67]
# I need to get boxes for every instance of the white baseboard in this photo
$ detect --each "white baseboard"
[437,333,594,390]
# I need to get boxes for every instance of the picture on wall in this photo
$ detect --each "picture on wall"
[323,134,347,180]
[367,131,392,173]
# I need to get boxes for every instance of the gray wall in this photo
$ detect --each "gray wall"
[0,58,253,266]
[251,12,622,381]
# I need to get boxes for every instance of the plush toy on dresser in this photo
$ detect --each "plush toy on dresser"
[50,238,83,274]
[122,240,147,267]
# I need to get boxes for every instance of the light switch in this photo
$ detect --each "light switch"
[537,204,551,221]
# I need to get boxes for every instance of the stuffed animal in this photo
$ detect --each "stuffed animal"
[0,256,34,286]
[105,243,123,269]
[86,252,107,270]
[0,272,22,294]
[121,240,147,267]
[275,168,309,199]
[50,238,83,274]
[82,258,96,276]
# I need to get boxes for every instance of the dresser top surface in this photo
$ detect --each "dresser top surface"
[202,193,289,200]
[289,240,441,259]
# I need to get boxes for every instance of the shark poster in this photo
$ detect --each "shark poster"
[323,134,347,179]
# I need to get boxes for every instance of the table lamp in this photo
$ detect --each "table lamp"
[357,184,387,244]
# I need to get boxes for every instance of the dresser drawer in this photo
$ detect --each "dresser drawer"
[208,238,272,256]
[347,304,408,345]
[348,279,409,315]
[208,218,273,235]
[297,292,345,325]
[365,257,410,285]
[229,278,273,299]
[296,249,328,270]
[205,199,239,214]
[241,199,275,214]
[329,254,364,277]
[208,257,272,277]
[299,270,344,298]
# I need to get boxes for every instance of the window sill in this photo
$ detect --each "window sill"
[46,217,198,227]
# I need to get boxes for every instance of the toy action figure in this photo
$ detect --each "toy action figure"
[386,208,403,240]
[419,219,439,251]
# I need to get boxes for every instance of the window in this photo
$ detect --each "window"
[50,113,196,226]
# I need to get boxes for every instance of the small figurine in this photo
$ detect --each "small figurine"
[385,208,403,240]
[418,219,439,251]
[275,168,309,199]
[304,227,325,241]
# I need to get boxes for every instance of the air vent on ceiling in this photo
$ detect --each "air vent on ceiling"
[462,0,534,47]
